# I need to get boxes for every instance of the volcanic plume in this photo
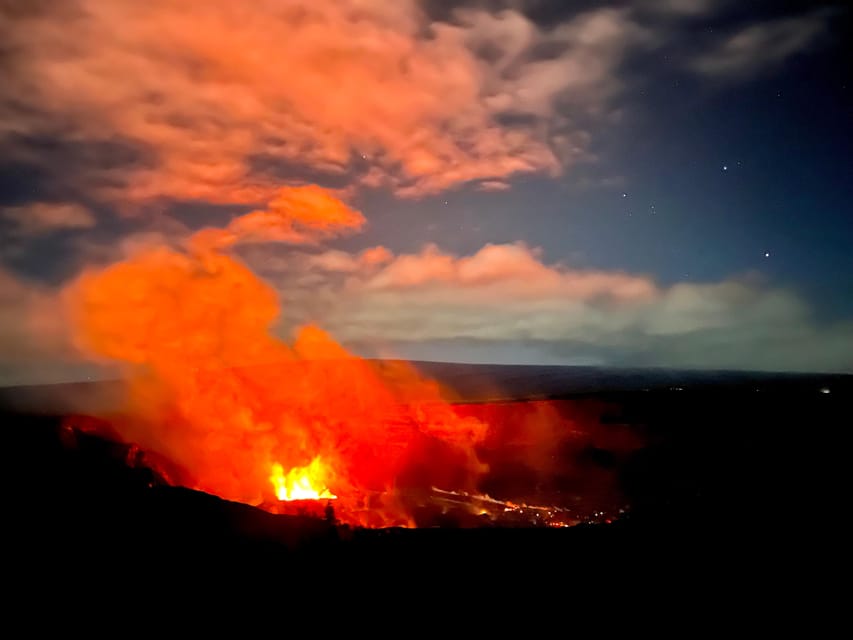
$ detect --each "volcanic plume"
[63,187,488,526]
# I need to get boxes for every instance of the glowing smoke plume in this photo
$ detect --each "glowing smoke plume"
[63,188,488,526]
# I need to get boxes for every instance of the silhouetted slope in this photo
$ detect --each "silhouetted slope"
[2,364,847,596]
[2,362,850,412]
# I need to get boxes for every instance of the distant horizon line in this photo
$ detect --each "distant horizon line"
[2,359,851,390]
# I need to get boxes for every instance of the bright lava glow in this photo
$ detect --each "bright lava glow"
[270,458,337,501]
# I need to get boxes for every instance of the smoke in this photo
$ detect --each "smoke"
[0,2,637,517]
[0,267,86,386]
[61,188,490,525]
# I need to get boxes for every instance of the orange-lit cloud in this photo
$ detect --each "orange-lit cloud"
[357,243,656,301]
[2,202,96,235]
[190,185,364,250]
[1,1,640,204]
[306,246,394,274]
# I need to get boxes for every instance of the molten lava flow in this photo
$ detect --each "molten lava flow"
[63,189,488,526]
[270,459,336,501]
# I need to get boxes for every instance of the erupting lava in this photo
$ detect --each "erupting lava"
[270,459,337,502]
[63,186,488,526]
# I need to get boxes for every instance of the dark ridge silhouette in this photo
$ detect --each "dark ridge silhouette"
[1,361,850,413]
[2,363,847,595]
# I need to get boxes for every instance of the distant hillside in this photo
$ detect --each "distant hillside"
[408,361,853,402]
[1,360,850,414]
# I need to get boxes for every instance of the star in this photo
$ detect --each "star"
[764,252,770,258]
[722,165,728,171]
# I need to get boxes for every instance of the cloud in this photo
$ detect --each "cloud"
[2,202,96,235]
[305,246,394,274]
[242,243,853,373]
[0,267,86,385]
[690,11,830,80]
[477,180,511,192]
[355,243,656,301]
[0,2,848,383]
[190,185,365,250]
[637,0,723,17]
[0,0,642,206]
[3,239,851,384]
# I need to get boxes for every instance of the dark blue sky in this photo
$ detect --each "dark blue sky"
[1,0,851,381]
[344,1,853,314]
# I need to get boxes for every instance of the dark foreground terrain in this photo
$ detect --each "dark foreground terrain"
[2,365,850,600]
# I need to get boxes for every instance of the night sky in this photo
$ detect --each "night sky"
[1,0,851,384]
